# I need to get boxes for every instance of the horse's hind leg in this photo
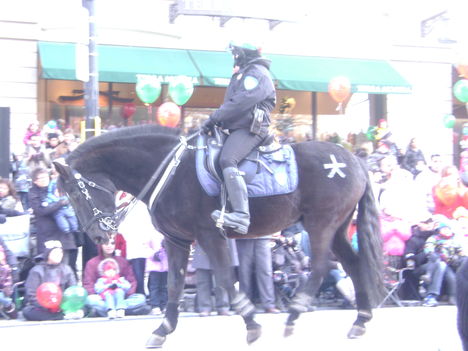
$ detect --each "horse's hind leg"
[332,222,373,339]
[146,238,191,349]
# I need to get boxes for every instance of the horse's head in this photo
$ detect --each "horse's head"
[53,161,118,244]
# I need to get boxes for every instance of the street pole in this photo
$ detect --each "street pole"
[82,0,99,140]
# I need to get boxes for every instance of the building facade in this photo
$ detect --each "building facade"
[1,1,464,165]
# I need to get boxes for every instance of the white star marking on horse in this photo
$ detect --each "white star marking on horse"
[323,154,347,178]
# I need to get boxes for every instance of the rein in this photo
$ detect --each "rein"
[135,131,200,210]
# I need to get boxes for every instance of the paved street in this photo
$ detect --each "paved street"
[0,306,462,351]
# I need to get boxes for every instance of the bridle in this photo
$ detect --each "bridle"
[70,171,120,234]
[66,131,201,238]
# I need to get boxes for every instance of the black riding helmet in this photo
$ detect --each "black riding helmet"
[228,41,262,68]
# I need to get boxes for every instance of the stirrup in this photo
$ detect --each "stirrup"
[211,210,249,235]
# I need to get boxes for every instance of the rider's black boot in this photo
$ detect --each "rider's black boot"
[211,167,250,234]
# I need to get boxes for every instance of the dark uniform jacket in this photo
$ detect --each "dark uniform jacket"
[211,57,276,131]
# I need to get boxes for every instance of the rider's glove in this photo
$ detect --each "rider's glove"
[201,118,216,134]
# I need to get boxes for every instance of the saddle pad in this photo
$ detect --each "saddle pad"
[196,142,298,198]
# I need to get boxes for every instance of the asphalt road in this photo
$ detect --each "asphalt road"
[0,306,462,351]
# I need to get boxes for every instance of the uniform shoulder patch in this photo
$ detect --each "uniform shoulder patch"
[243,75,259,90]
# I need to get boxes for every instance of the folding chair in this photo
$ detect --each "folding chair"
[378,266,419,308]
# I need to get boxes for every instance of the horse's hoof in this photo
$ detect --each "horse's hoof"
[284,325,294,337]
[145,334,166,348]
[246,327,262,345]
[347,325,366,339]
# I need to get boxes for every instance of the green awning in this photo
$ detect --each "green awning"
[268,54,412,94]
[39,41,411,94]
[38,41,200,84]
[187,49,232,87]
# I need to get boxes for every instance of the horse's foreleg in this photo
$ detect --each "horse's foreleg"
[206,238,262,345]
[231,290,262,344]
[146,239,190,349]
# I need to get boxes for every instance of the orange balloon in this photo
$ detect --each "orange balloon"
[157,102,181,127]
[328,76,351,103]
[456,64,468,79]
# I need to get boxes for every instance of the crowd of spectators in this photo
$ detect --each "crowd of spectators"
[0,118,467,323]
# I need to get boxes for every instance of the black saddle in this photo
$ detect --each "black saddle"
[202,127,281,184]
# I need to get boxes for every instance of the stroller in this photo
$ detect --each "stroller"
[271,236,309,312]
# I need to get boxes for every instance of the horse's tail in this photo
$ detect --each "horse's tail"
[356,169,385,307]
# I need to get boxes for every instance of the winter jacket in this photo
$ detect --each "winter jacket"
[424,233,465,265]
[210,57,276,131]
[145,232,168,273]
[403,226,435,267]
[24,261,76,306]
[0,196,20,211]
[402,148,426,176]
[11,159,31,193]
[82,249,137,297]
[28,184,76,252]
[117,201,156,260]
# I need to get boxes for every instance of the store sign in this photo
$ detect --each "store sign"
[170,0,296,24]
[136,74,200,86]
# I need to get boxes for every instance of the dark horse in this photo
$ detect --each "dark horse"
[54,125,384,348]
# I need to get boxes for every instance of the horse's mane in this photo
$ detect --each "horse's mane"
[68,125,180,163]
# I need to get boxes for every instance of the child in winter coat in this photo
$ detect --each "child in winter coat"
[22,240,79,321]
[47,178,78,234]
[94,258,131,319]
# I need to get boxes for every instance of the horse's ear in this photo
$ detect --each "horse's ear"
[53,161,72,179]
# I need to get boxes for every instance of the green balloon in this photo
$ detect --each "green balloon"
[443,114,456,128]
[366,126,377,141]
[453,79,468,103]
[61,285,88,313]
[136,77,161,104]
[168,76,194,105]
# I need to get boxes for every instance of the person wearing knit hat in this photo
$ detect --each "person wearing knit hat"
[94,257,131,319]
[22,240,79,321]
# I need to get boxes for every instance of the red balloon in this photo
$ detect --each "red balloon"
[122,103,136,119]
[157,102,181,127]
[328,76,351,103]
[37,282,62,312]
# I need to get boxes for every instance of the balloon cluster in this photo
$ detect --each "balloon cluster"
[135,75,195,128]
[36,283,87,314]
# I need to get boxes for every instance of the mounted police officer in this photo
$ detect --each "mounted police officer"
[201,41,276,234]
